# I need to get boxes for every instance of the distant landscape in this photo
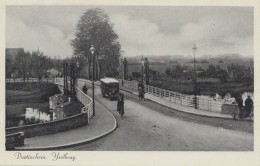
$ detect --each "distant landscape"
[125,54,253,97]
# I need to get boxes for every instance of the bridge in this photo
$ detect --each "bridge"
[5,77,253,150]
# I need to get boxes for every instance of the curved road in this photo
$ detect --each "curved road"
[63,81,253,151]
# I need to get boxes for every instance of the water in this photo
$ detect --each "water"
[6,107,55,128]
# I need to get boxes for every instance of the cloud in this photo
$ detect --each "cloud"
[178,14,253,56]
[6,15,74,58]
[110,13,178,56]
[6,6,253,58]
[110,12,253,57]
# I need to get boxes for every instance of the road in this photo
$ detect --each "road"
[63,81,253,151]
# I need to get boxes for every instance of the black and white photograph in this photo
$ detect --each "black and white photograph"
[1,1,259,165]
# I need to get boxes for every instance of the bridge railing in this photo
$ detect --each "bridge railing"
[119,79,222,112]
[75,86,93,119]
[56,77,222,113]
[54,77,94,119]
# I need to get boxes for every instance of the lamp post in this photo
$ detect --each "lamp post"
[27,72,29,81]
[144,57,149,85]
[192,44,197,109]
[141,56,145,83]
[76,61,80,78]
[63,60,67,94]
[90,45,96,117]
[58,56,60,77]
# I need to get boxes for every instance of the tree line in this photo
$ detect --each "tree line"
[165,62,253,83]
[6,49,54,80]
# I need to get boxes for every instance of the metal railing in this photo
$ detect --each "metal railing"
[54,78,94,119]
[75,86,93,119]
[119,79,222,112]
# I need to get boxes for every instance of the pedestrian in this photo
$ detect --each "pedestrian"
[117,92,125,119]
[138,86,142,100]
[82,83,88,94]
[141,85,145,100]
[235,94,243,118]
[235,95,243,108]
[245,95,253,116]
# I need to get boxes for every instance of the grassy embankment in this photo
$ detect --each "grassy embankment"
[6,82,60,118]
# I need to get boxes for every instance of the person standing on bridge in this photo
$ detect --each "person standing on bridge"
[138,82,145,100]
[245,95,253,116]
[82,83,88,94]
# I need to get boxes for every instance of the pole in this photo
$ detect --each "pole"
[92,53,95,117]
[63,62,66,93]
[193,44,197,109]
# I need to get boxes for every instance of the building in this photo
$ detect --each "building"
[6,48,24,61]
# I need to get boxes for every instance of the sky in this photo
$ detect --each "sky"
[6,6,253,59]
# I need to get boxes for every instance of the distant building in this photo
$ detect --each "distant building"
[6,48,24,61]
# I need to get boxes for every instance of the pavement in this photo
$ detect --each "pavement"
[15,100,117,150]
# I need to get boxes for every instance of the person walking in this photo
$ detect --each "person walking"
[117,92,125,119]
[138,86,142,100]
[138,82,145,100]
[141,85,145,100]
[82,83,88,94]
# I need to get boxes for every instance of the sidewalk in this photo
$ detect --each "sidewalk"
[120,86,232,119]
[15,101,117,150]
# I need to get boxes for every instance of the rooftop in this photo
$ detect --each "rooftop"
[100,78,119,83]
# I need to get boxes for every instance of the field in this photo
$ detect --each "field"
[149,78,253,97]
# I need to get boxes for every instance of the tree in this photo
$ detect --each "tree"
[207,64,217,77]
[71,8,121,79]
[165,68,171,76]
[201,59,209,63]
[31,50,49,80]
[13,49,29,80]
[174,64,183,78]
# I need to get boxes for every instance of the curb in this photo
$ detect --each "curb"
[119,87,234,120]
[15,100,118,151]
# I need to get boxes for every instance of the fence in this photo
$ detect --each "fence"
[75,86,93,118]
[5,78,54,83]
[54,78,94,119]
[119,79,222,112]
